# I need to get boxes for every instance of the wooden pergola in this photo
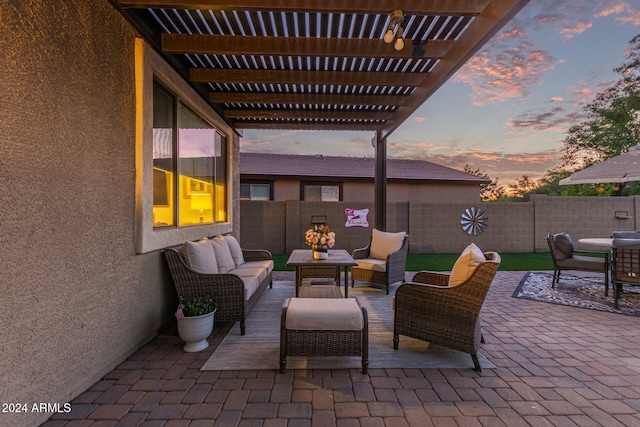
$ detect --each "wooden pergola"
[117,0,530,228]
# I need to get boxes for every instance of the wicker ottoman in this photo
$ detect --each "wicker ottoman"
[280,297,368,374]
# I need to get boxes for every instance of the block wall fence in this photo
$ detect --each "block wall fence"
[240,195,640,254]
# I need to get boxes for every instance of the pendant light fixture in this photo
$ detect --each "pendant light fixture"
[384,10,405,51]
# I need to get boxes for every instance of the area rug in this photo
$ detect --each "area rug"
[201,281,494,371]
[513,272,640,316]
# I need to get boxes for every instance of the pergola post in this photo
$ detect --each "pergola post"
[374,130,387,231]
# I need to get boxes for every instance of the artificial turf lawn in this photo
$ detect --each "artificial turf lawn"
[272,252,554,272]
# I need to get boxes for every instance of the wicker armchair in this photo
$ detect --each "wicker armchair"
[164,245,273,335]
[611,238,640,310]
[351,231,409,295]
[393,252,501,372]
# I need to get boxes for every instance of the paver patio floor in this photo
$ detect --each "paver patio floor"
[42,271,640,426]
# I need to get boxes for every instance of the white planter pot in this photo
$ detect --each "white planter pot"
[177,310,216,352]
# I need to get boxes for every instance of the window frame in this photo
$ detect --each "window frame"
[135,38,236,253]
[300,181,343,201]
[240,180,274,201]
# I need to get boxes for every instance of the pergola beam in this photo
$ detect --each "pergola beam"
[162,34,454,59]
[209,92,409,107]
[233,122,381,131]
[118,0,490,16]
[190,69,426,87]
[224,109,392,121]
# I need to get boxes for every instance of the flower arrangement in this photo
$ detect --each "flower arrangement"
[304,224,336,251]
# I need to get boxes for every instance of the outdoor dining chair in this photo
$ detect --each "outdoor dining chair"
[611,238,640,310]
[546,232,609,295]
[611,231,640,239]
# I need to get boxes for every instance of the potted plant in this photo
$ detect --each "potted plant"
[175,295,217,352]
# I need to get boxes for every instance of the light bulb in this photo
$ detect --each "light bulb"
[394,26,404,50]
[384,28,394,43]
[394,36,404,50]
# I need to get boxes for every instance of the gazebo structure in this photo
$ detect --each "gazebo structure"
[3,1,530,425]
[118,0,530,228]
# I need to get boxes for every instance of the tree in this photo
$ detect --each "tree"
[559,34,640,172]
[505,175,538,201]
[464,165,504,201]
[533,166,572,196]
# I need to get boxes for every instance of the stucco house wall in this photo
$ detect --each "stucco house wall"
[1,2,239,425]
[274,179,300,201]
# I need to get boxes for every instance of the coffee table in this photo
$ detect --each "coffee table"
[286,249,358,298]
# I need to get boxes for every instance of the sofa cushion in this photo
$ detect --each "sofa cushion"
[558,254,605,270]
[355,258,387,273]
[553,233,574,260]
[235,260,274,274]
[370,229,406,260]
[449,243,485,286]
[286,298,364,330]
[182,239,218,274]
[224,234,245,267]
[211,235,236,273]
[230,266,268,284]
[235,272,262,299]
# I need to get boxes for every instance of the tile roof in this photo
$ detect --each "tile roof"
[240,152,489,184]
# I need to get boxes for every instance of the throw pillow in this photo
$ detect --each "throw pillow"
[182,239,218,274]
[211,235,236,273]
[448,243,486,286]
[224,234,245,267]
[553,233,574,260]
[369,229,407,260]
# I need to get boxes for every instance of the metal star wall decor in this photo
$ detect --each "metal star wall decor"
[460,207,488,235]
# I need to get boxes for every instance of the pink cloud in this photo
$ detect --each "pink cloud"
[597,2,640,25]
[387,146,562,183]
[509,104,587,133]
[560,19,592,39]
[453,0,640,107]
[597,3,628,16]
[453,42,558,105]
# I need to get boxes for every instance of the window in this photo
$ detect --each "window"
[152,82,227,227]
[302,182,342,201]
[136,38,234,253]
[240,183,272,200]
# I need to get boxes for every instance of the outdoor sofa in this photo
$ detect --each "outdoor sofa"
[164,235,273,335]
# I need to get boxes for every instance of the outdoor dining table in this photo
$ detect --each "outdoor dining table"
[578,238,613,248]
[286,249,358,298]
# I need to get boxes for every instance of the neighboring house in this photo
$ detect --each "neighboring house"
[241,153,489,203]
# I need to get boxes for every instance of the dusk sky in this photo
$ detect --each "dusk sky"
[239,1,640,185]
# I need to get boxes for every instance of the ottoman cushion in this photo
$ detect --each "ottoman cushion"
[286,298,364,330]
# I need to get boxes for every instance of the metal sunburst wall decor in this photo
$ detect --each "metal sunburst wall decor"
[460,207,488,236]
